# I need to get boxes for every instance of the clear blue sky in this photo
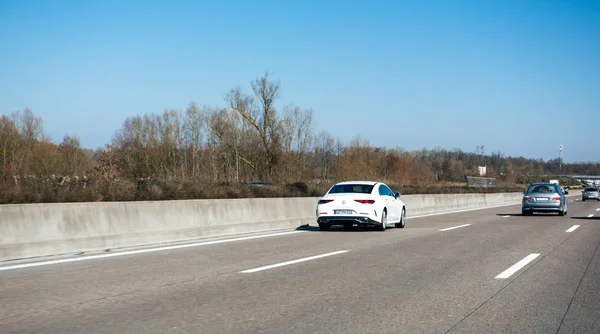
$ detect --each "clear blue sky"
[1,0,598,162]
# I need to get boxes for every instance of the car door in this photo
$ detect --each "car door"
[379,184,399,221]
[386,185,402,221]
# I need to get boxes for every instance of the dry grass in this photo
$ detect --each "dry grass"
[0,177,532,204]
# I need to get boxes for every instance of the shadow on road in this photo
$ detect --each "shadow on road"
[570,216,600,220]
[495,213,563,217]
[296,224,382,232]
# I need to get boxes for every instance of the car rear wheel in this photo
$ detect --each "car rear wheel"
[318,223,330,231]
[395,208,406,228]
[522,210,532,216]
[378,210,387,231]
[558,210,565,216]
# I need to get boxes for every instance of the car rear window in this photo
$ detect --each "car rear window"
[584,187,599,192]
[329,184,374,194]
[528,185,557,193]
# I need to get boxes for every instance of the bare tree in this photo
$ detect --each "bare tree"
[206,108,258,182]
[9,109,44,175]
[0,115,19,177]
[314,131,335,180]
[183,103,204,179]
[282,105,315,181]
[58,135,88,176]
[226,72,283,180]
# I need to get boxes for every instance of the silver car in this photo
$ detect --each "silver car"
[582,187,600,201]
[522,183,567,216]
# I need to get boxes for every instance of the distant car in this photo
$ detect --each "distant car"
[316,181,406,231]
[522,183,567,216]
[582,187,600,201]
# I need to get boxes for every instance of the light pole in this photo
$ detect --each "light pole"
[559,145,563,176]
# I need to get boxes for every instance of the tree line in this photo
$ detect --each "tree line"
[1,73,598,203]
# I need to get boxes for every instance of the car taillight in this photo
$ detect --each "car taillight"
[355,200,375,204]
[552,197,561,201]
[523,196,531,201]
[318,199,333,204]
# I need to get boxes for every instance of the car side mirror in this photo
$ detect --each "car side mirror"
[395,192,401,199]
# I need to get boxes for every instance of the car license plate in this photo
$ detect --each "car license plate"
[334,210,353,215]
[536,197,549,201]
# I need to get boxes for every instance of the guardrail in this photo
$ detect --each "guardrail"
[0,193,524,262]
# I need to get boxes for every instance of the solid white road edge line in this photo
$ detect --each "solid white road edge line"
[240,250,349,273]
[566,225,580,233]
[588,214,595,218]
[495,253,540,279]
[0,230,308,271]
[439,224,471,232]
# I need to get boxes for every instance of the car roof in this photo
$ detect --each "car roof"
[529,183,558,186]
[334,181,379,186]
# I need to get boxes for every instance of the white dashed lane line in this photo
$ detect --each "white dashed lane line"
[588,214,595,218]
[439,224,471,232]
[240,250,349,273]
[496,254,541,279]
[566,225,580,233]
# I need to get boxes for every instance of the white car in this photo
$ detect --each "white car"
[316,181,406,231]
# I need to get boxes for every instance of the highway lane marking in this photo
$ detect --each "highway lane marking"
[502,215,512,218]
[439,224,471,232]
[0,230,308,272]
[495,253,540,279]
[588,214,595,218]
[240,250,349,273]
[566,225,580,233]
[596,208,600,211]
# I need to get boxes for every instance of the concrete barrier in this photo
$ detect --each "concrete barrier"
[0,193,523,262]
[402,192,523,216]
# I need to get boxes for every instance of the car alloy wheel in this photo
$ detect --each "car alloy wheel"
[378,210,387,231]
[395,208,406,228]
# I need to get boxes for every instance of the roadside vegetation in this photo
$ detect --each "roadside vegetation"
[1,74,596,204]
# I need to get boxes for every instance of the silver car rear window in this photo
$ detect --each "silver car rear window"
[528,185,556,193]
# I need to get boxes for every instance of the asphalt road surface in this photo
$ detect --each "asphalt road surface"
[1,196,599,333]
